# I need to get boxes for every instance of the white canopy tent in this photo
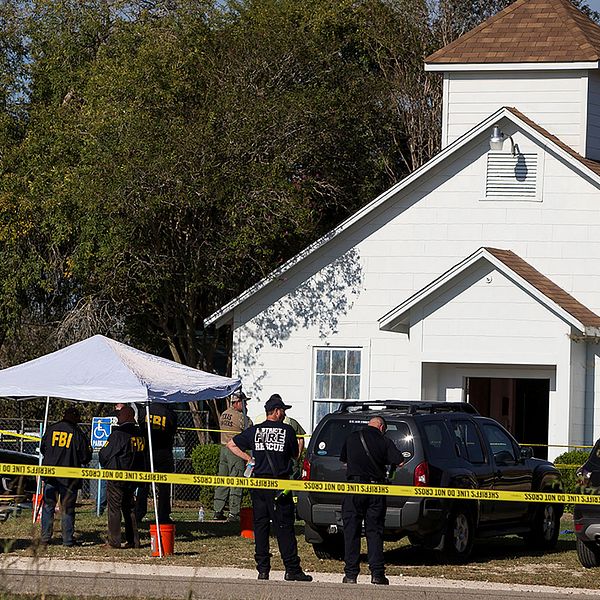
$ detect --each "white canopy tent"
[0,334,240,403]
[0,334,241,556]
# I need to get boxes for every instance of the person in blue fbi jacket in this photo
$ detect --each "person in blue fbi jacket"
[227,394,312,582]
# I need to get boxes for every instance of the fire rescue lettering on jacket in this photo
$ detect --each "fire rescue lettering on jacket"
[131,436,145,451]
[51,431,73,448]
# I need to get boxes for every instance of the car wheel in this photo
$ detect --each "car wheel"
[525,503,560,550]
[312,535,344,560]
[442,508,474,562]
[577,538,600,568]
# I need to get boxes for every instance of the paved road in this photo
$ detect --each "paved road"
[0,558,598,600]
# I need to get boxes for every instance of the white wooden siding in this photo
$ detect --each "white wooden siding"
[416,265,569,364]
[444,71,587,153]
[233,127,600,447]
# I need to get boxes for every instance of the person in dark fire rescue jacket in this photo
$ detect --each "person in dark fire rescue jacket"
[99,406,147,548]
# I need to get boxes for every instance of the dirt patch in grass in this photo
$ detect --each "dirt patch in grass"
[0,505,596,590]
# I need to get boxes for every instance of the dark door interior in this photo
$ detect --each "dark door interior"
[468,377,549,460]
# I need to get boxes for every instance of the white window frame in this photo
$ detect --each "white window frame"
[311,346,362,429]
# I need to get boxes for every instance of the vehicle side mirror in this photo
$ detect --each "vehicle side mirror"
[520,446,534,460]
[494,450,515,465]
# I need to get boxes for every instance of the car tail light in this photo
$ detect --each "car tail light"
[575,523,583,532]
[414,461,429,487]
[301,457,311,480]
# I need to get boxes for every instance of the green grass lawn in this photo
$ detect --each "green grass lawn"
[0,503,596,590]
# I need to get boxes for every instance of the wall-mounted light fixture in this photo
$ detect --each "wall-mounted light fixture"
[489,124,516,156]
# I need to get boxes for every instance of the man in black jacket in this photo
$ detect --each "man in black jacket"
[40,406,92,547]
[135,402,178,524]
[99,406,146,548]
[228,394,312,582]
[340,416,404,585]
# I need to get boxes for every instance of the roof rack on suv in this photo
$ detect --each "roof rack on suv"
[337,400,479,415]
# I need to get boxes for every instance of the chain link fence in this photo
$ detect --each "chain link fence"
[0,410,215,513]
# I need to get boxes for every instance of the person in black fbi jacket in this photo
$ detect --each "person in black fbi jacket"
[134,402,178,523]
[340,416,404,585]
[99,406,147,548]
[40,406,92,546]
[227,394,312,582]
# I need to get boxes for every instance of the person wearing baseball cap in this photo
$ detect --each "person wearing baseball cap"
[213,389,253,521]
[227,393,312,582]
[263,393,291,412]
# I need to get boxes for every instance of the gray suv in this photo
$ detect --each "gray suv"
[297,401,563,561]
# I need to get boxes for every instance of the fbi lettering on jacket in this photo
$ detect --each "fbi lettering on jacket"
[51,431,73,448]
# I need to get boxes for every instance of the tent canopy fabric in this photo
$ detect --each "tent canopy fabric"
[0,335,240,403]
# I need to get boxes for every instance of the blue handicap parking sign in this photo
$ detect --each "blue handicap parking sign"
[91,416,116,449]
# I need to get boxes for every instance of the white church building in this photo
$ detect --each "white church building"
[205,0,600,460]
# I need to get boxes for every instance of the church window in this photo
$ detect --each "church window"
[312,348,361,429]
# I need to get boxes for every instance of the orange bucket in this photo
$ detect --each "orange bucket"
[149,523,175,556]
[240,507,254,539]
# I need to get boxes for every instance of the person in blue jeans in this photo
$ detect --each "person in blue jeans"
[40,407,92,547]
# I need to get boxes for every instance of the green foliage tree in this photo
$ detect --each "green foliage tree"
[0,0,597,425]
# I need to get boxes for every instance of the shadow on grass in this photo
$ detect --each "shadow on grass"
[383,537,576,566]
[0,538,31,552]
[141,520,245,541]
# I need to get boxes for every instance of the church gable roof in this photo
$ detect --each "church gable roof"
[379,247,600,333]
[426,0,600,65]
[505,107,600,177]
[204,107,600,329]
[485,248,600,328]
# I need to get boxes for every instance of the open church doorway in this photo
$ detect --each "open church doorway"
[466,377,550,460]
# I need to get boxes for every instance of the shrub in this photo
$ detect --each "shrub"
[554,448,590,508]
[555,449,591,466]
[190,443,251,512]
[190,443,220,509]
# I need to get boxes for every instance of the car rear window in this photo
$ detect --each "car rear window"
[421,421,454,460]
[385,422,414,459]
[313,418,414,458]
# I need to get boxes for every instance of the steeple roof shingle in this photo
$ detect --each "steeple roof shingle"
[426,0,600,64]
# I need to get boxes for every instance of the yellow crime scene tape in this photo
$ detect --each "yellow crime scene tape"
[178,427,310,437]
[0,429,41,442]
[1,461,599,506]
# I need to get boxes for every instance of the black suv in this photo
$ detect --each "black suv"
[297,401,563,561]
[574,440,600,567]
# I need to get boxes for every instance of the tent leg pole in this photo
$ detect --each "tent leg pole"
[34,396,50,524]
[146,407,162,558]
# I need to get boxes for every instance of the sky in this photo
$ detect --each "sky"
[588,0,600,13]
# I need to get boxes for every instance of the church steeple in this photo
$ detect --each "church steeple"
[425,0,600,158]
[426,0,600,65]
